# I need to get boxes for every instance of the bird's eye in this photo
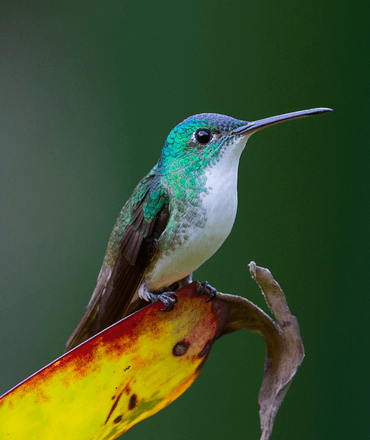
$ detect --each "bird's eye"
[194,129,212,145]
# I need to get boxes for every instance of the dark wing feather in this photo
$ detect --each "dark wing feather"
[91,208,169,333]
[65,176,169,352]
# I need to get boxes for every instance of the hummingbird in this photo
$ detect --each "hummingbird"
[65,107,332,351]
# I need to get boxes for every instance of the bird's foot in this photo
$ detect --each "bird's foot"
[145,290,178,312]
[199,281,217,302]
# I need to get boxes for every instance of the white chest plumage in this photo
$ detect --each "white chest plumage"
[143,135,249,292]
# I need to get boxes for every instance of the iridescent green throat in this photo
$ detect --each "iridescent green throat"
[158,113,245,199]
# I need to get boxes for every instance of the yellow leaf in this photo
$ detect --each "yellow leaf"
[0,264,305,440]
[0,283,227,440]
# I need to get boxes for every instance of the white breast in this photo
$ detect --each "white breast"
[144,135,250,291]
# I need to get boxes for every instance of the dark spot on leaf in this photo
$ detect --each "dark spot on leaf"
[129,394,138,410]
[124,384,131,395]
[173,340,190,356]
[111,395,116,400]
[105,392,123,424]
[114,415,123,424]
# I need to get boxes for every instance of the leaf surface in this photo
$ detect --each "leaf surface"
[0,283,227,439]
[0,264,304,440]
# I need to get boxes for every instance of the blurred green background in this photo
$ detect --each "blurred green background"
[0,0,368,439]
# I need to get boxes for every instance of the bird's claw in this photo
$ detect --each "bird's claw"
[158,292,177,311]
[146,291,177,311]
[200,281,217,302]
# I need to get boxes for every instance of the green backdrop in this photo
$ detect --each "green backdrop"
[0,1,368,439]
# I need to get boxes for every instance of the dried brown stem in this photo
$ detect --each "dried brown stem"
[215,261,304,440]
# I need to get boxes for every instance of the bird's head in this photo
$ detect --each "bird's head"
[159,108,332,177]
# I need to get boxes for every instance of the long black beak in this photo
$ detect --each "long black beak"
[232,107,333,136]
